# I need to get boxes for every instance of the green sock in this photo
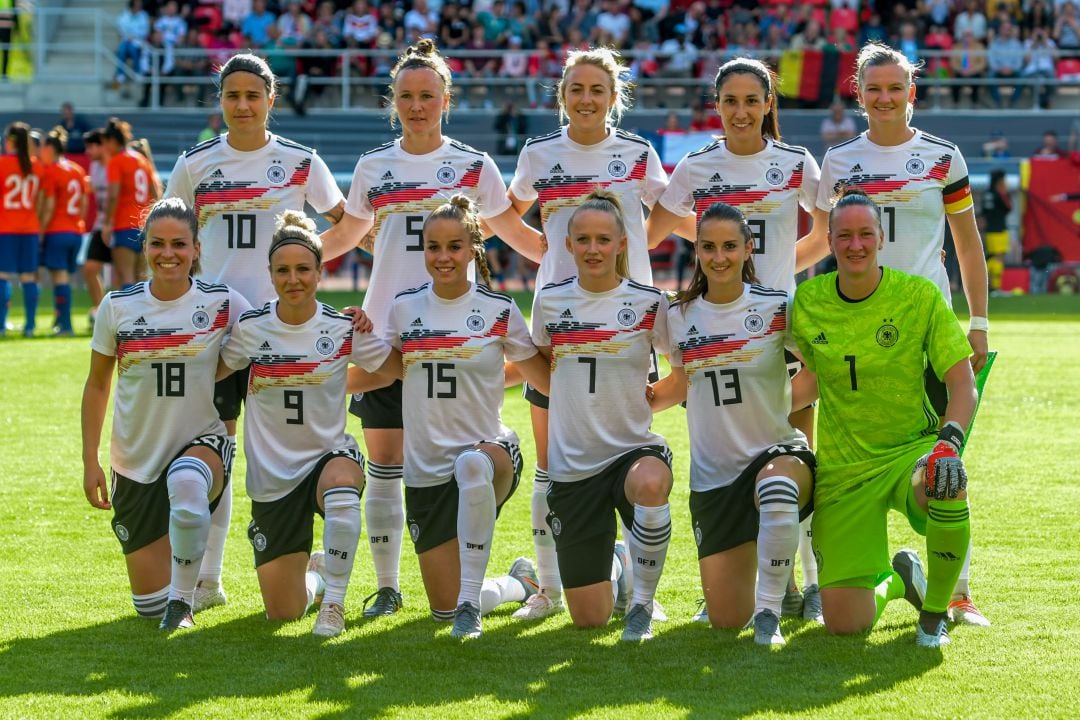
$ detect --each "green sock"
[873,570,906,627]
[923,499,971,614]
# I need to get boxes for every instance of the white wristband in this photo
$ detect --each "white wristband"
[969,316,989,332]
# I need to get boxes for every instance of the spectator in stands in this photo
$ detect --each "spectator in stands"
[197,112,223,143]
[827,26,856,52]
[657,110,684,135]
[1024,0,1056,36]
[311,1,343,47]
[241,0,276,46]
[171,27,210,105]
[405,0,438,42]
[1021,27,1057,108]
[479,0,511,45]
[154,0,187,77]
[982,130,1010,158]
[534,7,565,46]
[820,100,857,145]
[560,0,598,42]
[137,30,170,107]
[344,0,379,49]
[596,0,632,46]
[791,19,827,50]
[223,0,251,28]
[376,1,404,48]
[954,0,988,40]
[500,34,529,99]
[58,103,90,154]
[463,24,497,108]
[688,100,722,131]
[278,0,312,44]
[495,100,528,154]
[1054,1,1080,50]
[988,20,1025,106]
[116,0,150,85]
[1032,129,1061,158]
[830,0,859,36]
[925,0,952,27]
[440,2,469,51]
[297,29,338,107]
[950,30,987,106]
[858,13,888,45]
[506,2,535,47]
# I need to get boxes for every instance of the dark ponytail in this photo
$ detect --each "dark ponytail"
[5,122,32,176]
[676,203,759,310]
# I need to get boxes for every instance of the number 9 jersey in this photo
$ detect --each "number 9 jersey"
[165,135,344,306]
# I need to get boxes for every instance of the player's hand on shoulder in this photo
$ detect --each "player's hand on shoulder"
[342,306,374,334]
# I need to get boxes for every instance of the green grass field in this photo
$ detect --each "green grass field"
[0,289,1078,719]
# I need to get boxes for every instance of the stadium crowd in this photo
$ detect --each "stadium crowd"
[114,0,1080,108]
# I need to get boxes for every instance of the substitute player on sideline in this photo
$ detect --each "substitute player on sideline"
[39,126,90,336]
[650,203,815,646]
[816,42,990,625]
[321,39,543,618]
[792,188,976,649]
[533,189,673,642]
[369,196,551,639]
[81,198,248,630]
[506,47,668,621]
[219,212,400,637]
[166,52,346,613]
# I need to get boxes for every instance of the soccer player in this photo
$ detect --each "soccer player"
[321,39,543,617]
[373,195,550,639]
[650,203,815,646]
[218,211,400,637]
[101,117,158,289]
[39,126,90,336]
[532,189,673,642]
[81,198,248,631]
[506,46,668,620]
[166,52,347,613]
[0,122,43,337]
[816,43,990,625]
[82,128,113,329]
[791,188,976,649]
[645,56,828,621]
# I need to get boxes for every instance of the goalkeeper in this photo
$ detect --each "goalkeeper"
[791,188,976,649]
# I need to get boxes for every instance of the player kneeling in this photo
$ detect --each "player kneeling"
[791,189,976,648]
[81,199,249,631]
[218,212,400,637]
[651,203,815,646]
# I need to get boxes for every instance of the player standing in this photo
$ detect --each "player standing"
[0,122,43,337]
[82,128,114,329]
[166,52,347,612]
[81,198,247,630]
[321,39,543,617]
[506,47,668,620]
[650,203,815,646]
[219,212,399,637]
[101,117,158,289]
[816,43,989,625]
[39,126,90,336]
[372,196,550,638]
[791,188,976,648]
[533,189,673,642]
[646,57,828,620]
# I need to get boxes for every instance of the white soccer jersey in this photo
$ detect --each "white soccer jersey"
[816,130,974,301]
[165,133,343,305]
[533,278,670,483]
[91,280,250,483]
[509,126,667,290]
[89,160,108,232]
[658,138,820,294]
[667,284,807,492]
[388,282,537,487]
[220,301,392,502]
[345,137,512,331]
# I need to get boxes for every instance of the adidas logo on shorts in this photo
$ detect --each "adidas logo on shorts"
[411,317,423,326]
[381,170,393,180]
[709,173,723,182]
[210,169,225,178]
[811,332,828,345]
[851,163,863,173]
[549,163,564,174]
[259,340,272,350]
[134,316,147,326]
[560,308,573,319]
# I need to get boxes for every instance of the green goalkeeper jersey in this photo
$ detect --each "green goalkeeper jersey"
[792,267,972,505]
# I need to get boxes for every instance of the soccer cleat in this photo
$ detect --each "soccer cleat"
[691,598,709,623]
[508,556,539,601]
[362,587,403,617]
[450,602,483,639]
[752,609,785,646]
[651,599,669,622]
[892,549,927,612]
[159,599,194,631]
[612,541,631,615]
[312,602,346,638]
[192,581,227,613]
[621,603,654,642]
[511,589,565,620]
[948,595,991,627]
[802,584,824,623]
[781,583,804,617]
[915,614,951,648]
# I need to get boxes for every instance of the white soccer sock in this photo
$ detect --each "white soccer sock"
[629,503,671,608]
[953,540,973,599]
[198,435,234,585]
[364,462,404,592]
[799,515,818,587]
[610,552,623,605]
[756,476,801,616]
[304,570,325,614]
[166,456,213,605]
[455,450,496,608]
[133,587,170,619]
[531,468,561,599]
[479,576,527,615]
[619,518,635,594]
[321,486,362,607]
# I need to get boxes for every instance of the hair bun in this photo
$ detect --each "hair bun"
[413,38,436,56]
[448,193,474,212]
[837,185,870,201]
[277,210,317,234]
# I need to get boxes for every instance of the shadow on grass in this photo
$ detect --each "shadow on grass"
[0,605,942,718]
